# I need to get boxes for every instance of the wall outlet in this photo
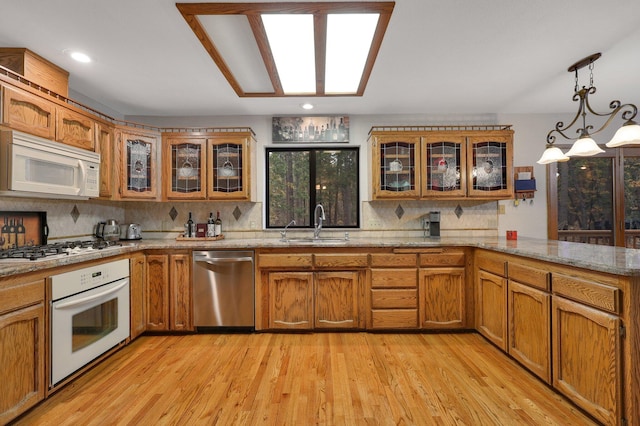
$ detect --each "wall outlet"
[368,220,382,228]
[499,204,506,215]
[250,221,256,229]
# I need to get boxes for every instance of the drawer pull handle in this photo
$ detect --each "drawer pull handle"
[274,320,309,326]
[317,319,354,324]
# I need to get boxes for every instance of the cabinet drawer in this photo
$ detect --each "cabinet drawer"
[258,254,313,268]
[508,262,550,291]
[371,289,417,309]
[370,253,416,267]
[419,250,465,267]
[314,254,368,268]
[0,279,44,315]
[370,269,417,288]
[476,252,507,277]
[553,273,620,314]
[371,309,418,328]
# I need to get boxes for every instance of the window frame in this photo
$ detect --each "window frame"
[265,146,360,229]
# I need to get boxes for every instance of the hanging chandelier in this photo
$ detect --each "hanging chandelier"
[537,52,640,164]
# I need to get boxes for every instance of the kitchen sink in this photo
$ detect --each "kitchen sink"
[282,237,348,245]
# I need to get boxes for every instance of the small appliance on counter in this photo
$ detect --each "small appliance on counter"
[95,219,120,241]
[119,223,142,240]
[424,211,441,238]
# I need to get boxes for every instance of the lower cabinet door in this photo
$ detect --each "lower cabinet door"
[507,281,551,383]
[315,271,361,329]
[476,269,507,350]
[0,303,45,424]
[268,272,313,330]
[552,296,621,426]
[420,267,465,329]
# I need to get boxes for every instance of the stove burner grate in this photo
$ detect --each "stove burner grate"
[0,240,122,261]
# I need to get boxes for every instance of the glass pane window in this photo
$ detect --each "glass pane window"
[267,148,359,228]
[126,139,152,192]
[213,144,243,192]
[472,142,507,191]
[426,142,461,191]
[557,157,614,245]
[172,143,201,193]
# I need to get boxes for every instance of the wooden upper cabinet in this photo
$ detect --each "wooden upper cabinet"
[207,135,253,200]
[370,127,514,200]
[370,134,421,199]
[96,122,115,199]
[467,133,514,198]
[1,84,55,139]
[161,131,255,201]
[163,137,207,200]
[116,127,160,200]
[55,107,95,150]
[421,134,467,198]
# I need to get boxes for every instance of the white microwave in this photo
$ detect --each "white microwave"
[0,130,100,199]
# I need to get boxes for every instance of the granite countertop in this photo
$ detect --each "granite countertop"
[2,236,640,278]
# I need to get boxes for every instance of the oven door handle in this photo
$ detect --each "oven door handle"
[53,280,128,309]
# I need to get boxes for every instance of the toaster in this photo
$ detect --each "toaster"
[119,223,142,240]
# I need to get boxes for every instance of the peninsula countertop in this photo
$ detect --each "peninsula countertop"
[2,236,640,278]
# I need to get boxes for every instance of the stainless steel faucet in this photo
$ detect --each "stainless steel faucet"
[280,220,296,241]
[314,204,325,239]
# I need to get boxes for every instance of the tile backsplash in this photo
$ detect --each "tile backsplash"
[0,198,499,241]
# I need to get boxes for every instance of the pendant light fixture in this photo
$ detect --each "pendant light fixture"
[537,52,640,164]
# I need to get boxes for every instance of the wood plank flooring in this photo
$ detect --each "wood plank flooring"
[15,332,597,425]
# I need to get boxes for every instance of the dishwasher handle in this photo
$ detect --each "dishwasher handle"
[195,256,253,265]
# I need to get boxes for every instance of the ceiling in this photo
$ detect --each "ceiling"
[1,0,640,118]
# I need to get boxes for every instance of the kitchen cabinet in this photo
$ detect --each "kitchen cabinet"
[130,252,146,340]
[96,122,115,199]
[369,126,513,200]
[259,251,366,330]
[268,271,314,330]
[145,251,192,331]
[116,126,160,200]
[0,277,45,425]
[161,131,256,201]
[475,250,508,351]
[419,248,467,329]
[552,273,622,425]
[163,136,207,200]
[507,261,551,383]
[1,83,55,139]
[314,269,364,329]
[369,253,418,329]
[55,106,95,150]
[370,135,421,199]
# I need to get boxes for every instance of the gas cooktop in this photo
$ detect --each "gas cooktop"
[0,240,122,261]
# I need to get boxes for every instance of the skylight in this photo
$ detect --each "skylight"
[176,2,395,98]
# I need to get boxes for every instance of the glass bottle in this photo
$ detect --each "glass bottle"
[207,212,215,237]
[16,218,26,247]
[214,211,222,237]
[186,212,195,238]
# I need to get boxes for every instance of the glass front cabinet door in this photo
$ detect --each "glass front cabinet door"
[421,134,467,198]
[208,136,251,200]
[467,133,513,198]
[117,129,159,199]
[163,138,206,200]
[371,135,420,199]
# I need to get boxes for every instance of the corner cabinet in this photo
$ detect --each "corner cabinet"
[162,130,256,201]
[369,126,514,200]
[115,126,160,200]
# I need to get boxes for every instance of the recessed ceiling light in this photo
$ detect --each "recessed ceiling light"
[301,103,314,110]
[68,51,91,63]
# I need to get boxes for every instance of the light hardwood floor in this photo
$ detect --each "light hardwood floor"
[15,332,596,425]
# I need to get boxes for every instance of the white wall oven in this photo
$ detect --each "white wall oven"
[50,259,130,386]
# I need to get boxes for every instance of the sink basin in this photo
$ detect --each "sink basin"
[282,237,348,244]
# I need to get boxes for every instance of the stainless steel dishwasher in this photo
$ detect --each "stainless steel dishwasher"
[192,250,255,329]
